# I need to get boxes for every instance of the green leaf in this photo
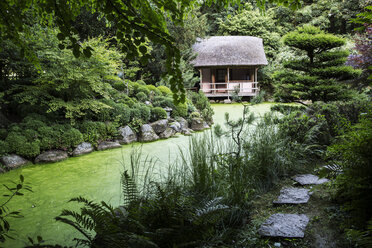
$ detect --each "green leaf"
[20,175,24,183]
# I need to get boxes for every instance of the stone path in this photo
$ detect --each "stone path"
[293,174,330,185]
[273,187,311,204]
[259,174,329,239]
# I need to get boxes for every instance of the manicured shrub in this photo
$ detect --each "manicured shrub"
[146,85,162,96]
[5,132,40,158]
[112,81,126,91]
[19,141,40,158]
[157,85,172,96]
[21,117,47,130]
[0,128,8,140]
[190,111,201,118]
[117,94,136,108]
[23,129,39,142]
[130,104,151,123]
[150,107,167,122]
[60,128,84,149]
[0,140,9,156]
[172,103,188,118]
[152,96,174,109]
[8,124,22,133]
[6,132,28,154]
[189,91,214,123]
[136,92,148,102]
[137,85,150,96]
[38,126,59,151]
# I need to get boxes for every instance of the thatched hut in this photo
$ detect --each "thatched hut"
[191,36,268,98]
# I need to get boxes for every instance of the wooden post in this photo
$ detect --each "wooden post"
[199,69,202,92]
[227,67,230,100]
[211,69,216,95]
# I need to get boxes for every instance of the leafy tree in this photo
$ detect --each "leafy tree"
[6,26,123,123]
[218,3,283,59]
[274,25,361,103]
[0,0,302,102]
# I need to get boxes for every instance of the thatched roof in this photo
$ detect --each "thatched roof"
[191,36,268,67]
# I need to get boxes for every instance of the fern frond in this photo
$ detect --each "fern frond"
[122,170,138,206]
[55,216,93,242]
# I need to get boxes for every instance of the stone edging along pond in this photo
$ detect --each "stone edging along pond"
[0,117,211,174]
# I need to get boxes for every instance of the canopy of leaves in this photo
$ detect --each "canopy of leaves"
[0,0,302,103]
[275,25,361,103]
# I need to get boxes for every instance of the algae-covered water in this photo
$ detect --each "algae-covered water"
[0,103,273,247]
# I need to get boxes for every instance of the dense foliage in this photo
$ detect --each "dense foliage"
[274,25,361,103]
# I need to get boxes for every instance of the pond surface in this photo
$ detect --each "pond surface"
[0,103,273,247]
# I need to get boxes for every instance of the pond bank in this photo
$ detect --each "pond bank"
[0,103,274,247]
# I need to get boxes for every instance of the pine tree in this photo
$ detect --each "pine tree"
[274,25,361,103]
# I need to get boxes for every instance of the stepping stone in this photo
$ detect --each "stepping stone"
[259,214,309,238]
[292,174,330,185]
[273,187,310,204]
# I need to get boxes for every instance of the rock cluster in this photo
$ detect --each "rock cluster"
[1,115,211,171]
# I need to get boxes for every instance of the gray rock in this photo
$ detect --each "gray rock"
[35,150,68,163]
[191,117,204,131]
[181,128,193,136]
[293,174,330,185]
[140,124,159,142]
[203,122,210,129]
[72,142,94,157]
[0,154,29,170]
[259,214,309,238]
[169,121,181,132]
[273,187,311,204]
[118,126,137,144]
[97,141,121,151]
[159,127,176,139]
[150,119,168,134]
[177,117,189,130]
[224,99,232,104]
[145,101,151,105]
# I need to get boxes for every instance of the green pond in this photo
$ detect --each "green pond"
[0,103,273,247]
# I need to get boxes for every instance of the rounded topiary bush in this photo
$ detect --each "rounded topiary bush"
[130,104,151,123]
[146,85,162,96]
[136,92,148,102]
[60,128,84,149]
[0,140,9,156]
[23,129,39,142]
[5,132,28,154]
[157,86,172,96]
[18,141,40,158]
[0,128,8,140]
[190,111,201,118]
[172,103,188,118]
[113,81,126,91]
[150,107,167,122]
[5,132,40,158]
[152,96,174,109]
[38,126,59,151]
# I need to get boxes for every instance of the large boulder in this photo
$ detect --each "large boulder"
[169,121,181,133]
[35,150,68,163]
[159,127,176,139]
[118,126,137,144]
[97,141,121,151]
[72,142,94,157]
[203,122,210,129]
[150,119,168,134]
[177,117,188,130]
[0,154,29,170]
[140,124,159,142]
[191,117,204,131]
